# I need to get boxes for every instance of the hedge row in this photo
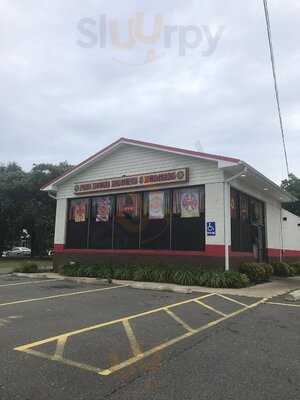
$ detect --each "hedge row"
[290,261,300,275]
[271,261,298,277]
[61,263,250,289]
[239,261,300,283]
[239,263,273,284]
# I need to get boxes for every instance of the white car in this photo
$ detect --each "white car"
[2,247,31,257]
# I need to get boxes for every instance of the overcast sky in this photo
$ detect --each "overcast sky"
[1,0,299,183]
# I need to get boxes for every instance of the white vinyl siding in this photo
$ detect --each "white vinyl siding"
[55,144,224,199]
[282,210,300,251]
[54,198,67,245]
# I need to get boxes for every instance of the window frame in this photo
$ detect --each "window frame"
[65,184,206,252]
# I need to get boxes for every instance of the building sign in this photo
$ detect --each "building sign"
[74,168,189,195]
[207,221,216,237]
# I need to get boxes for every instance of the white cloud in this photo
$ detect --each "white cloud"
[0,0,299,184]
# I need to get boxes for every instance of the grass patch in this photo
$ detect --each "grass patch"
[0,258,52,270]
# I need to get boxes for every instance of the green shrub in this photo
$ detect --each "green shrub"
[151,267,174,283]
[272,262,293,277]
[95,266,113,280]
[15,262,39,273]
[113,265,136,280]
[195,271,249,288]
[85,265,100,278]
[60,262,250,288]
[132,267,149,282]
[288,265,296,277]
[61,263,80,276]
[289,261,300,275]
[239,263,273,283]
[223,272,250,288]
[172,269,197,286]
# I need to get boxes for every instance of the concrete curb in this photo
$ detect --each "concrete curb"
[285,290,300,302]
[10,272,300,299]
[12,273,193,294]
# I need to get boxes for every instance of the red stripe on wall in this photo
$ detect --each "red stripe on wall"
[267,248,282,257]
[54,244,300,259]
[267,248,300,258]
[54,244,65,253]
[53,244,225,257]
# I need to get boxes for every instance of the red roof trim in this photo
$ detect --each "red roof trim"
[41,137,123,190]
[41,137,240,190]
[123,138,240,164]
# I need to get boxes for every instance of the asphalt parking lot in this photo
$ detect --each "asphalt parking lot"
[0,275,299,400]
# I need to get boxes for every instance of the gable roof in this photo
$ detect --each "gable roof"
[41,137,296,203]
[41,137,240,191]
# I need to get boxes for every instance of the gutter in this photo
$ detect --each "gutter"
[48,192,57,200]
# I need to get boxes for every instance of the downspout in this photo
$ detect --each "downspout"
[280,207,284,262]
[223,167,248,271]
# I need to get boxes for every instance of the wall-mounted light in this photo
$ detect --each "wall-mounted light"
[263,188,269,191]
[283,217,287,221]
[241,174,247,178]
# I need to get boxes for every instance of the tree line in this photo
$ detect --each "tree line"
[0,162,71,256]
[0,162,299,257]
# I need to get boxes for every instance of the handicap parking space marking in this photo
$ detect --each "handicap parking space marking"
[14,293,267,377]
[0,284,129,308]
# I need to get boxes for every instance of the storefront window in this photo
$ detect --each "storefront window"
[231,189,265,254]
[171,187,205,251]
[141,190,171,249]
[65,185,206,251]
[114,193,141,249]
[90,196,114,249]
[66,199,89,248]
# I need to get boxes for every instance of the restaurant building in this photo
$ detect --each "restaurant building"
[42,138,300,270]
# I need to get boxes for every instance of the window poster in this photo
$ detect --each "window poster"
[117,193,139,217]
[149,191,165,220]
[95,197,112,222]
[69,199,88,223]
[173,190,181,215]
[231,193,238,218]
[240,194,248,220]
[181,190,200,218]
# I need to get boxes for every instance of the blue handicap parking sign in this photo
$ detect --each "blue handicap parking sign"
[207,221,216,236]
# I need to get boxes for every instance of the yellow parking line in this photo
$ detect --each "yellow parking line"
[15,296,267,377]
[215,293,248,308]
[267,302,300,308]
[100,298,267,376]
[194,299,227,317]
[165,309,195,332]
[0,284,128,309]
[123,320,142,357]
[23,349,104,374]
[54,336,68,360]
[0,279,61,288]
[15,293,214,351]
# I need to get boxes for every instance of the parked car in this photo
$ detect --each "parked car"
[2,247,31,257]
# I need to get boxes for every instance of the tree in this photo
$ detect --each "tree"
[281,173,300,217]
[0,162,72,256]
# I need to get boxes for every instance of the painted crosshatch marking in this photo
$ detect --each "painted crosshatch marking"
[14,294,267,377]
